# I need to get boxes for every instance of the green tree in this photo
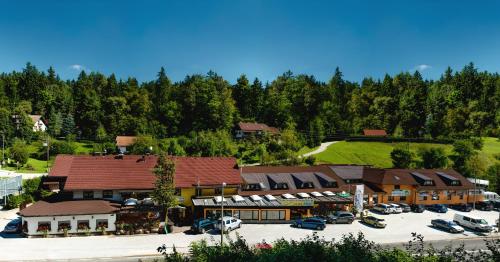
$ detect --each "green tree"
[61,113,75,137]
[450,140,476,176]
[391,148,413,168]
[417,147,448,169]
[10,139,30,167]
[152,154,178,233]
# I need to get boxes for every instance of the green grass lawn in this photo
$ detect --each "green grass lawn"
[74,141,94,154]
[314,137,500,168]
[2,157,54,173]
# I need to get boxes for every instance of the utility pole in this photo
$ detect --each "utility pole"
[1,131,5,168]
[220,182,226,247]
[43,136,49,172]
[472,174,476,210]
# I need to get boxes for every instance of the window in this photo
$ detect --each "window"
[299,182,314,189]
[451,180,460,186]
[103,190,113,199]
[196,187,202,196]
[37,222,51,232]
[83,191,94,199]
[273,183,288,190]
[77,220,90,231]
[400,196,406,201]
[57,221,71,232]
[459,194,464,200]
[261,210,286,220]
[324,181,337,188]
[215,187,222,195]
[96,219,108,229]
[423,180,434,186]
[388,196,394,201]
[243,184,261,191]
[234,210,259,220]
[394,185,400,190]
[175,188,181,196]
[419,195,428,201]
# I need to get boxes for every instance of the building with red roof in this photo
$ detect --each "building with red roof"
[48,154,241,207]
[235,122,280,138]
[362,129,387,136]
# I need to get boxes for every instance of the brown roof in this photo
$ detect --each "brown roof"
[329,165,366,180]
[115,136,137,147]
[29,115,42,123]
[19,200,119,217]
[363,129,387,136]
[49,155,240,190]
[238,122,279,134]
[240,165,380,196]
[363,168,473,190]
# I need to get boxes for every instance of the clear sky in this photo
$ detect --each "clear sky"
[1,0,500,83]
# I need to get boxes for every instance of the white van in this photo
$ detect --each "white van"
[453,214,492,232]
[483,191,500,201]
[373,203,395,214]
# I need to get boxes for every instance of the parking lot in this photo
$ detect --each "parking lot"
[1,208,499,261]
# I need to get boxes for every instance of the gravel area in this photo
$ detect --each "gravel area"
[0,208,498,261]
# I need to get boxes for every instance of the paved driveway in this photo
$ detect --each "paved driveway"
[0,209,498,261]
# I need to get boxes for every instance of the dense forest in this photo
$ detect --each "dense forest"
[0,62,498,145]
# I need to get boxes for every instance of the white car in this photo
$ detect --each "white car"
[214,216,242,233]
[373,203,394,214]
[389,203,403,214]
[453,214,492,232]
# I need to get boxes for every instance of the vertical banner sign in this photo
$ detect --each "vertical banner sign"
[355,184,364,213]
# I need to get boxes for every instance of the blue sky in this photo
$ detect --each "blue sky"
[1,0,500,83]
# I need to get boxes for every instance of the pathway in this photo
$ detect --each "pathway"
[300,141,338,158]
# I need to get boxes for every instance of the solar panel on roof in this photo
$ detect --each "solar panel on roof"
[232,195,245,202]
[311,191,323,197]
[282,193,296,199]
[297,192,311,198]
[265,194,277,201]
[410,172,432,180]
[250,195,263,201]
[214,196,227,203]
[323,191,335,196]
[436,172,459,181]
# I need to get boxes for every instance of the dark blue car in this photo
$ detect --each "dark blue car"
[293,217,326,230]
[426,204,448,213]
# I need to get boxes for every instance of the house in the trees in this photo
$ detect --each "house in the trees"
[115,136,137,153]
[30,115,47,132]
[235,122,280,139]
[362,129,387,137]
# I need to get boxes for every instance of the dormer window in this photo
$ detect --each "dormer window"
[299,182,314,189]
[324,181,337,188]
[436,172,461,186]
[423,180,434,186]
[243,183,262,191]
[273,183,288,190]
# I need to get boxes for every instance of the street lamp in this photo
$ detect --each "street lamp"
[220,182,226,247]
[1,131,5,167]
[43,136,49,172]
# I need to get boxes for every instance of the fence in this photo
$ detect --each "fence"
[0,175,22,199]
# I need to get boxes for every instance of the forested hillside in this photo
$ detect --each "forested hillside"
[0,62,498,145]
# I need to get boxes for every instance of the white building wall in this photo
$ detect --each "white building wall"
[22,213,116,236]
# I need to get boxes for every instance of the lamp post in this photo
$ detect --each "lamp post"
[220,182,226,247]
[1,131,5,167]
[472,175,476,210]
[43,136,49,172]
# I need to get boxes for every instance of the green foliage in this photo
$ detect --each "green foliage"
[184,130,236,157]
[152,154,177,210]
[158,232,500,261]
[128,135,156,154]
[4,193,33,210]
[391,148,413,168]
[417,147,448,168]
[48,139,77,155]
[9,139,30,166]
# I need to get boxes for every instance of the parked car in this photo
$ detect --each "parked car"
[426,204,448,213]
[140,197,155,206]
[388,203,403,214]
[191,218,215,234]
[373,203,394,214]
[453,214,492,232]
[3,218,22,233]
[449,203,472,212]
[491,200,500,211]
[293,217,326,230]
[326,211,355,224]
[399,203,411,212]
[361,216,386,228]
[411,204,425,213]
[123,198,138,206]
[475,201,493,211]
[214,216,242,233]
[431,219,464,233]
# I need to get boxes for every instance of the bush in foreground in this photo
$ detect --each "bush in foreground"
[157,232,500,262]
